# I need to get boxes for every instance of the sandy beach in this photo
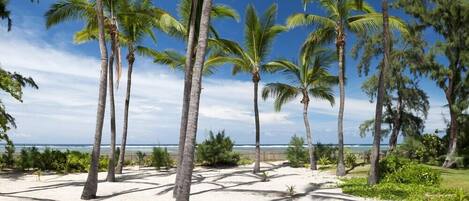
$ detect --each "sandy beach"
[0,161,366,201]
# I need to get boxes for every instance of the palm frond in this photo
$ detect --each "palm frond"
[286,13,335,29]
[262,83,300,111]
[347,13,409,35]
[45,0,95,28]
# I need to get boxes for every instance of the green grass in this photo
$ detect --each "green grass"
[426,165,469,192]
[332,164,469,200]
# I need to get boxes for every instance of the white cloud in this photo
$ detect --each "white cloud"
[0,27,451,145]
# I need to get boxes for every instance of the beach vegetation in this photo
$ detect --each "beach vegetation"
[135,151,146,168]
[151,147,173,170]
[286,135,308,168]
[196,130,240,166]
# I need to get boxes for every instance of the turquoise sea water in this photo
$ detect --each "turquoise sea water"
[0,144,389,154]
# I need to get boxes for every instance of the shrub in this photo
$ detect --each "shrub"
[316,143,338,163]
[345,152,357,168]
[1,141,15,168]
[237,155,253,166]
[136,151,146,167]
[383,164,441,185]
[18,147,43,171]
[151,147,172,170]
[421,134,445,162]
[196,130,240,166]
[318,156,332,166]
[379,155,441,185]
[286,135,308,167]
[65,151,90,173]
[398,136,426,160]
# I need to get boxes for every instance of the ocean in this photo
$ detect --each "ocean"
[0,144,389,154]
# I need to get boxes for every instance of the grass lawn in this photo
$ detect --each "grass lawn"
[426,165,469,192]
[325,163,469,192]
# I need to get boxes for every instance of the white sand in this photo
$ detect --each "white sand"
[0,162,367,201]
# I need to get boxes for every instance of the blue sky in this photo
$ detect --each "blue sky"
[0,0,449,144]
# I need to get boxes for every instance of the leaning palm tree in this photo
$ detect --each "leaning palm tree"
[174,0,213,200]
[287,0,407,176]
[262,47,337,171]
[167,1,238,195]
[82,0,108,199]
[215,4,286,173]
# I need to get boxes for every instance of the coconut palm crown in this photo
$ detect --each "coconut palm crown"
[262,46,338,170]
[214,3,287,173]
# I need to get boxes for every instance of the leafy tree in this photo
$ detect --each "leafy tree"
[0,67,37,147]
[354,29,429,153]
[287,0,408,176]
[262,47,337,170]
[394,0,469,168]
[214,4,287,173]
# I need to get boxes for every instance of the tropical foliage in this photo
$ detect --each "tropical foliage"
[196,130,240,166]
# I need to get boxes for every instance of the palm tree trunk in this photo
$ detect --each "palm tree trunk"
[116,46,135,175]
[369,0,390,185]
[106,26,117,182]
[81,0,108,199]
[173,0,199,197]
[175,0,212,200]
[252,71,261,173]
[336,31,346,177]
[302,97,316,170]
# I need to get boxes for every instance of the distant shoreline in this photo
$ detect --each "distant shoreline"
[1,143,390,154]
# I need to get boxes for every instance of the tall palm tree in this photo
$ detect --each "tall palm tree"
[45,0,182,180]
[287,0,407,176]
[175,0,213,200]
[262,47,337,171]
[215,4,286,173]
[168,1,238,195]
[369,0,391,185]
[81,0,108,199]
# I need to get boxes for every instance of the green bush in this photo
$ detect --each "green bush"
[383,164,441,185]
[65,151,90,173]
[18,147,43,171]
[316,143,338,163]
[136,151,146,167]
[1,141,15,168]
[421,134,445,162]
[151,147,172,170]
[318,156,332,166]
[286,135,308,167]
[345,152,357,168]
[196,130,240,166]
[379,155,441,185]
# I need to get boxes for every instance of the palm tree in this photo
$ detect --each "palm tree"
[287,0,407,176]
[262,47,337,171]
[45,0,181,182]
[70,0,184,175]
[174,0,213,200]
[369,0,390,184]
[81,0,108,198]
[156,1,237,196]
[214,4,286,173]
